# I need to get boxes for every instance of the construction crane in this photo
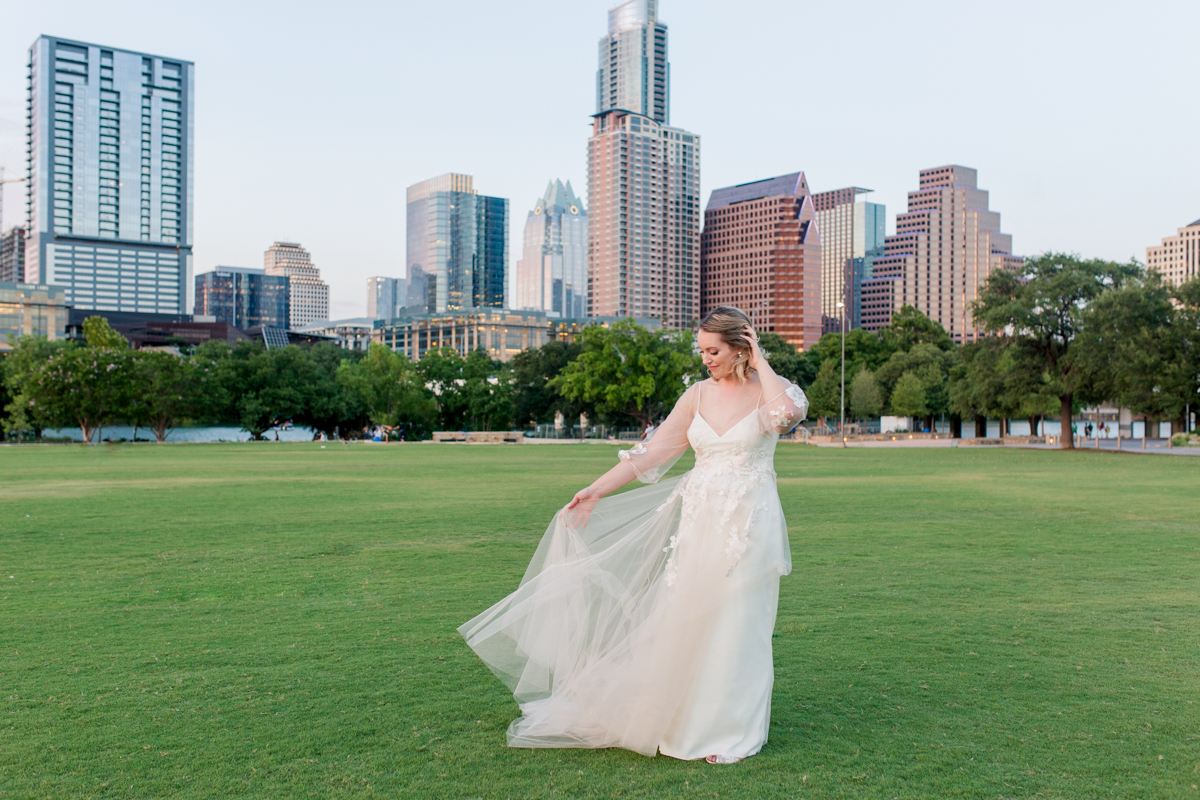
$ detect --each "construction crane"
[0,166,29,234]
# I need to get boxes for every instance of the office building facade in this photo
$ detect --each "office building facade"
[26,36,194,314]
[812,188,885,331]
[861,165,1021,341]
[367,276,407,320]
[1146,218,1200,287]
[587,2,699,328]
[700,173,822,350]
[194,266,289,329]
[515,179,587,318]
[0,281,69,351]
[406,173,509,313]
[0,227,26,283]
[263,241,328,327]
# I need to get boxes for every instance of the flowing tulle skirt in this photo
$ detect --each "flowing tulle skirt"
[458,468,790,759]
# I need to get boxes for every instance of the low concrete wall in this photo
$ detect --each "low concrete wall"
[433,431,524,443]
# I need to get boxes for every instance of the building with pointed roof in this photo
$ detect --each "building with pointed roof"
[1146,218,1200,287]
[700,172,823,350]
[515,180,587,318]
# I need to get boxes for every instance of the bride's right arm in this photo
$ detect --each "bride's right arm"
[564,383,699,525]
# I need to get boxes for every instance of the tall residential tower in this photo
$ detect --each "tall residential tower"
[861,165,1020,341]
[26,36,194,313]
[587,1,700,328]
[596,0,669,124]
[515,180,587,318]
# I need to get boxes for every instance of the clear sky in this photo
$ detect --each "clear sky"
[2,0,1197,319]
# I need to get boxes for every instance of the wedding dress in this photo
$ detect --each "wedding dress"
[459,377,808,760]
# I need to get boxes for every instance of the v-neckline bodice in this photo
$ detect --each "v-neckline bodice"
[694,408,757,440]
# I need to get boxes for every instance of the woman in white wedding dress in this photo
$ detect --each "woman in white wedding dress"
[458,306,808,763]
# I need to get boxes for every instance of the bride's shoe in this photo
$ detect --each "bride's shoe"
[705,754,742,765]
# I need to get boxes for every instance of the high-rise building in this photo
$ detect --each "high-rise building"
[1146,218,1200,287]
[0,282,69,351]
[25,36,194,314]
[264,242,329,327]
[367,276,407,320]
[597,0,669,124]
[812,188,885,331]
[406,173,509,313]
[587,2,700,328]
[515,180,587,318]
[861,165,1021,342]
[0,227,27,283]
[194,267,290,329]
[700,173,822,350]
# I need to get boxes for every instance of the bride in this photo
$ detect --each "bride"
[458,306,808,763]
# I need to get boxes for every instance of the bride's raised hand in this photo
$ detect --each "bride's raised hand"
[562,486,602,529]
[743,325,767,371]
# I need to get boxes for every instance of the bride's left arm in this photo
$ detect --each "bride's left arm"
[746,326,809,431]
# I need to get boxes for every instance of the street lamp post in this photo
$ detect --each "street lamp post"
[837,300,846,448]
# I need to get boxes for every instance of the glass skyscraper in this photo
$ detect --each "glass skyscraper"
[366,276,407,320]
[812,188,885,330]
[406,173,508,313]
[515,180,587,318]
[194,267,289,329]
[25,36,194,314]
[597,0,669,124]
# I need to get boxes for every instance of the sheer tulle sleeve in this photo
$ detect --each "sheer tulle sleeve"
[759,380,808,434]
[618,383,698,484]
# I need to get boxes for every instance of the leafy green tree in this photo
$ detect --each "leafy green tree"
[126,351,211,443]
[460,349,515,431]
[216,342,317,440]
[25,343,130,443]
[849,368,883,420]
[339,343,436,437]
[757,333,816,388]
[81,316,130,350]
[552,320,701,428]
[949,340,1003,437]
[1175,278,1200,433]
[417,348,514,431]
[805,328,894,382]
[889,372,928,420]
[2,336,70,440]
[973,252,1139,449]
[510,340,585,427]
[1074,272,1190,431]
[881,305,954,352]
[805,358,840,428]
[304,342,369,438]
[874,343,955,431]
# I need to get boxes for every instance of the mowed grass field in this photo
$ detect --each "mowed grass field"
[1,442,1198,800]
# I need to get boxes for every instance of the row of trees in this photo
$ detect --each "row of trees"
[2,255,1196,448]
[803,255,1200,448]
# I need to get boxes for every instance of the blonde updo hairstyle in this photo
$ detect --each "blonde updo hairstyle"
[699,306,754,384]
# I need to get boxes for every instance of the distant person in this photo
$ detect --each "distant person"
[460,306,808,765]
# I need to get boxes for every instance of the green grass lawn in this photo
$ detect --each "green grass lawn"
[1,442,1197,799]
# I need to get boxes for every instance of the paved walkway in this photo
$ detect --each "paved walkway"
[809,438,1200,456]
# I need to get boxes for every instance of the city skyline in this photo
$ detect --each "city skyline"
[0,1,1196,320]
